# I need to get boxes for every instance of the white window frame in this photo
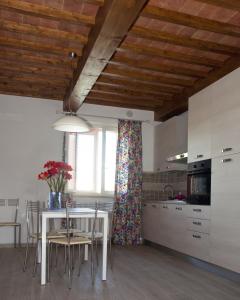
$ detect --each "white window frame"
[66,126,117,197]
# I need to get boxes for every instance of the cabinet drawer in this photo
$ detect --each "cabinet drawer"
[185,230,210,261]
[187,218,210,234]
[186,205,210,220]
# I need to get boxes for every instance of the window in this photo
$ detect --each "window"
[67,127,118,195]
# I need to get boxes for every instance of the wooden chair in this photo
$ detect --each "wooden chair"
[0,198,21,247]
[47,202,98,289]
[23,200,66,275]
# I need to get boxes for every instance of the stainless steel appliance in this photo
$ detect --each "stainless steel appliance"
[187,159,211,205]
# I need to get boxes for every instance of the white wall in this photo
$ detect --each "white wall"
[0,95,63,244]
[0,98,155,244]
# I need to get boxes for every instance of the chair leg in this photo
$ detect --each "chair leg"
[68,245,72,289]
[55,244,58,268]
[91,243,94,285]
[72,245,75,270]
[95,239,99,266]
[64,245,67,274]
[109,238,113,270]
[78,245,81,277]
[23,236,30,272]
[14,226,17,248]
[18,225,21,247]
[33,239,39,276]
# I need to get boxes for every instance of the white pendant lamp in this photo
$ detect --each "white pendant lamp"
[52,113,90,133]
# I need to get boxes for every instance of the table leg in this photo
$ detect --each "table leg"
[41,215,47,285]
[102,215,108,280]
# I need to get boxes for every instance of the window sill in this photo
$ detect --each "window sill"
[68,191,114,199]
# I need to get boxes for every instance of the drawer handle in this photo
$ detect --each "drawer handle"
[193,221,202,226]
[193,209,202,212]
[176,207,182,211]
[152,205,156,208]
[163,206,168,209]
[196,154,203,158]
[222,147,232,153]
[222,158,232,163]
[143,204,147,207]
[192,234,201,239]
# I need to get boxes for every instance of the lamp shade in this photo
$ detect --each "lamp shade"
[52,115,90,133]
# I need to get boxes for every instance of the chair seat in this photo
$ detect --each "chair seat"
[31,232,66,239]
[75,231,103,239]
[0,222,20,227]
[48,236,92,246]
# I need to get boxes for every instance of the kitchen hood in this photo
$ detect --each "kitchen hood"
[166,152,188,164]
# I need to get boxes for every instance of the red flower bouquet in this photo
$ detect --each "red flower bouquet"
[38,161,73,193]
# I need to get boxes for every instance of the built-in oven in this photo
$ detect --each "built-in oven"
[187,159,211,205]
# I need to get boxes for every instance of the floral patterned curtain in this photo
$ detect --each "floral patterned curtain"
[112,120,143,246]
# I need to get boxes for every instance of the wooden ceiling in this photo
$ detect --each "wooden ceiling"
[0,0,240,121]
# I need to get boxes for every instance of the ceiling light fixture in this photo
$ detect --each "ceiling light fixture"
[52,112,90,133]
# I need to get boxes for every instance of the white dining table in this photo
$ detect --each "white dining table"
[41,207,109,285]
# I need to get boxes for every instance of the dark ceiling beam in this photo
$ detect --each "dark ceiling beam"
[0,0,95,26]
[142,6,240,38]
[0,20,88,44]
[118,43,223,67]
[155,55,240,121]
[130,26,240,55]
[63,0,149,112]
[196,0,240,11]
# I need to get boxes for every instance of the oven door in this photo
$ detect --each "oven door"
[187,171,211,205]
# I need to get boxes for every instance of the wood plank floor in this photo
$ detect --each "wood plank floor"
[0,245,240,300]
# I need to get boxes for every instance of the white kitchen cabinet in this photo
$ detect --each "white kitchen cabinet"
[188,90,212,163]
[210,153,240,272]
[154,113,187,171]
[211,92,240,158]
[143,203,161,244]
[185,231,210,261]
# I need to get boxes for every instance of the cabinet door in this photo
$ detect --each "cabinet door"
[188,92,212,163]
[211,71,240,158]
[143,203,161,243]
[185,231,210,261]
[210,154,240,272]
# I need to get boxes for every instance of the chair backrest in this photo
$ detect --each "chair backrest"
[25,200,42,238]
[0,198,19,222]
[65,201,99,243]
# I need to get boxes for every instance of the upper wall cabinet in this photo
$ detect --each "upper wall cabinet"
[188,90,212,163]
[211,70,240,158]
[154,113,187,171]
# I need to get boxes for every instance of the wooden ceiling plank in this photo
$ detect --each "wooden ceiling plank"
[0,0,95,26]
[86,97,157,110]
[87,92,162,107]
[0,88,63,100]
[0,70,70,86]
[64,0,149,111]
[91,85,172,101]
[97,75,183,94]
[196,0,240,11]
[0,62,72,80]
[155,55,240,121]
[131,26,240,55]
[0,36,82,56]
[0,20,88,44]
[103,65,195,87]
[0,48,77,68]
[142,6,240,38]
[111,55,208,78]
[119,43,223,67]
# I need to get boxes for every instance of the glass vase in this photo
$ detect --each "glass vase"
[48,192,62,209]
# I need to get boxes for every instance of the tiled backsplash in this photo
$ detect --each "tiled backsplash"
[142,171,187,202]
